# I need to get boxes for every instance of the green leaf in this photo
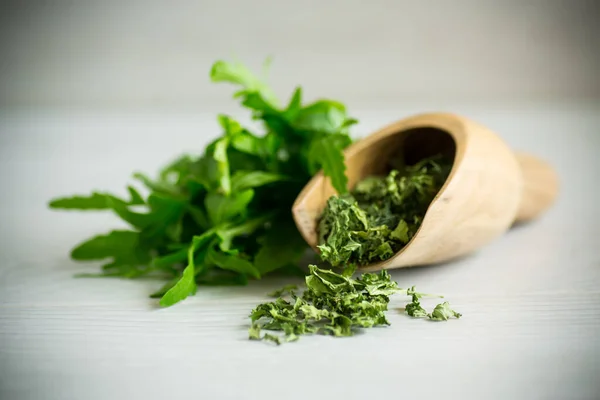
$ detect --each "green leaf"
[188,229,218,274]
[127,186,145,205]
[283,87,303,120]
[158,230,217,307]
[212,137,231,195]
[210,59,278,106]
[142,194,187,239]
[159,154,194,182]
[341,264,357,278]
[292,100,348,135]
[158,261,196,307]
[308,135,348,195]
[390,220,410,243]
[215,213,273,251]
[49,191,141,210]
[195,153,221,191]
[49,192,113,209]
[71,230,145,261]
[324,315,353,337]
[262,333,282,345]
[317,196,369,267]
[254,220,307,276]
[107,197,152,229]
[206,247,260,278]
[210,60,277,110]
[228,130,264,156]
[241,92,280,116]
[218,114,243,137]
[230,171,290,192]
[305,264,357,296]
[249,323,262,340]
[358,270,400,296]
[71,230,151,277]
[196,269,249,286]
[405,301,428,318]
[187,205,210,230]
[133,173,182,197]
[428,302,462,321]
[152,247,188,268]
[204,189,254,226]
[149,277,180,299]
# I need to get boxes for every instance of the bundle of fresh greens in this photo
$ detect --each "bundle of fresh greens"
[49,59,355,307]
[318,155,452,266]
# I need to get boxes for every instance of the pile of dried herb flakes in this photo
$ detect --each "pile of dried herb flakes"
[318,155,452,267]
[249,264,461,345]
[249,155,460,345]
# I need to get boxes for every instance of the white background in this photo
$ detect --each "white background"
[1,0,598,111]
[1,1,599,400]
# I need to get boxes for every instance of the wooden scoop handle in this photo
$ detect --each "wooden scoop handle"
[514,152,559,223]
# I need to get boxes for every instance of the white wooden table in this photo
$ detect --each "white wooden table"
[1,103,599,400]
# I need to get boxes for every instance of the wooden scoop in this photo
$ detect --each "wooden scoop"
[292,112,559,271]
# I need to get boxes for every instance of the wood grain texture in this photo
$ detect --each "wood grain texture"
[0,104,599,400]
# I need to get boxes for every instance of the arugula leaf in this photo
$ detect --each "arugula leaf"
[149,277,181,299]
[71,230,148,263]
[212,137,231,195]
[308,135,349,194]
[206,247,260,278]
[228,129,264,157]
[210,60,278,106]
[71,230,152,278]
[49,192,115,209]
[127,186,145,205]
[159,231,216,307]
[254,219,307,276]
[283,87,303,120]
[292,100,350,135]
[196,269,249,286]
[187,206,210,231]
[204,189,254,225]
[151,247,188,268]
[49,190,142,210]
[133,173,182,198]
[159,260,196,307]
[230,171,290,192]
[215,214,273,251]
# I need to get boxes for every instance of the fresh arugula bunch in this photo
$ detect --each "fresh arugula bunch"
[317,155,452,266]
[49,59,356,307]
[249,264,461,345]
